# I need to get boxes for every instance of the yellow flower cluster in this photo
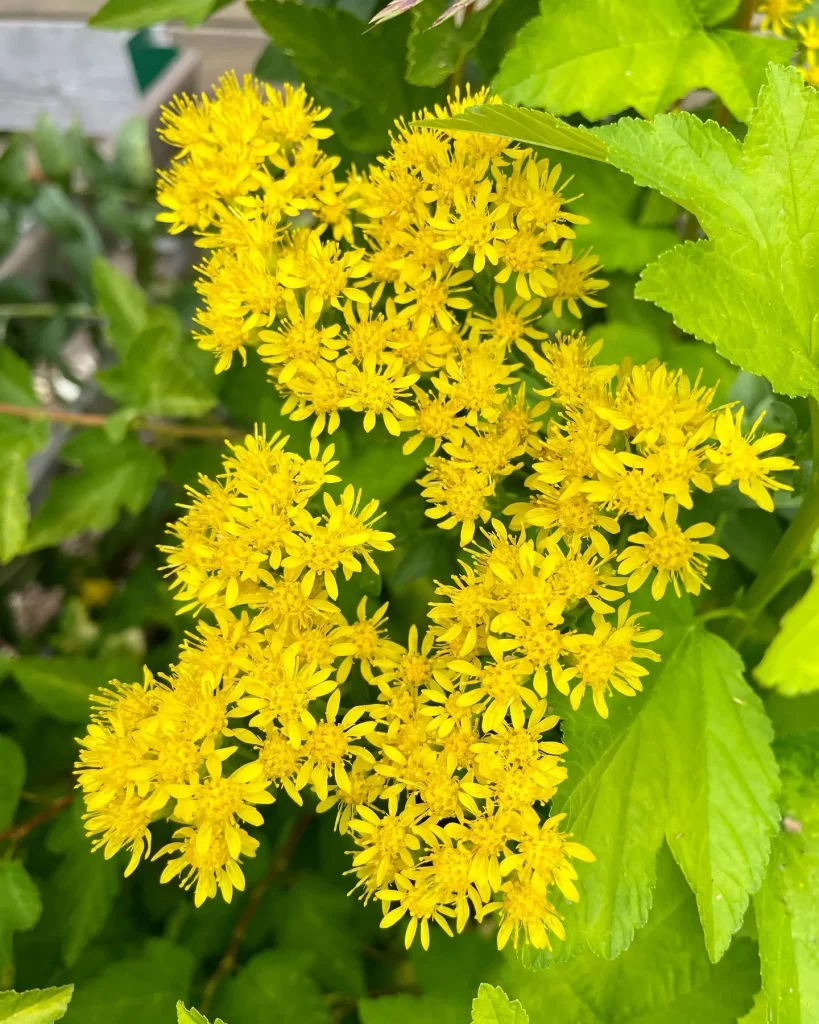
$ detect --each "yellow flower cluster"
[756,0,808,36]
[76,77,797,954]
[797,16,819,86]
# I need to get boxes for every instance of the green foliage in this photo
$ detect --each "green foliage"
[0,986,73,1024]
[177,1003,227,1024]
[493,0,793,121]
[597,65,819,399]
[0,862,42,968]
[89,0,216,28]
[91,258,149,356]
[505,850,759,1022]
[754,736,819,1022]
[24,431,165,552]
[0,736,26,831]
[406,0,499,87]
[6,654,141,722]
[471,984,529,1024]
[756,572,819,696]
[216,950,330,1024]
[550,596,778,962]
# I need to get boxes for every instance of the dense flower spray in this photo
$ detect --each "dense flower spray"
[76,76,796,952]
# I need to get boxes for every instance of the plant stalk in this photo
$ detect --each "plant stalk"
[0,302,98,320]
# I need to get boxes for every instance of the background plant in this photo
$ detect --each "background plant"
[0,1,817,1023]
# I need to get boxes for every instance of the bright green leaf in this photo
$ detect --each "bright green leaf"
[0,861,42,968]
[0,735,25,830]
[550,599,778,961]
[505,850,758,1022]
[422,104,607,162]
[406,0,500,88]
[97,306,217,419]
[5,653,141,723]
[0,986,74,1024]
[24,431,164,552]
[754,736,819,1022]
[756,571,819,696]
[0,446,32,564]
[33,115,72,188]
[64,940,194,1023]
[493,0,793,122]
[89,0,215,29]
[46,802,120,966]
[593,65,819,399]
[217,950,330,1024]
[471,984,529,1024]
[92,258,148,357]
[177,1003,226,1024]
[112,118,153,191]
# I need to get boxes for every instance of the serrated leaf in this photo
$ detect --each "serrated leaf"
[24,431,164,552]
[471,984,529,1024]
[89,0,215,29]
[46,802,120,966]
[0,735,25,830]
[593,65,819,399]
[0,861,42,968]
[756,572,819,696]
[96,306,217,419]
[493,0,793,122]
[5,653,141,723]
[92,257,148,356]
[423,104,607,162]
[550,599,778,961]
[217,950,330,1024]
[505,849,758,1022]
[248,0,409,152]
[406,0,499,88]
[177,1004,225,1024]
[754,736,819,1022]
[0,986,74,1024]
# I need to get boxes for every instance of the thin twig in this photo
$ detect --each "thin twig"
[0,402,244,442]
[200,811,315,1015]
[0,793,74,844]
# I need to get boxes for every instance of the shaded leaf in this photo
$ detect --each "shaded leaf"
[493,0,793,122]
[0,735,25,831]
[216,950,330,1024]
[407,0,499,88]
[92,257,148,356]
[0,862,42,968]
[5,653,141,723]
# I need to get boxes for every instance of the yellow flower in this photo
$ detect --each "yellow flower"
[378,873,456,950]
[617,497,729,599]
[494,226,569,300]
[708,407,796,512]
[340,355,419,435]
[258,300,344,383]
[429,180,515,272]
[487,874,565,950]
[543,245,608,318]
[521,331,615,409]
[798,16,819,51]
[262,82,333,145]
[501,155,589,242]
[156,824,259,906]
[296,689,376,802]
[421,457,495,546]
[502,814,595,902]
[469,288,547,352]
[393,264,473,336]
[276,230,371,314]
[757,0,808,35]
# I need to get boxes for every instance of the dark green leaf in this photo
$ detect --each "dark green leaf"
[493,0,793,122]
[406,0,500,88]
[0,986,74,1024]
[64,940,194,1023]
[754,736,819,1022]
[423,104,608,161]
[217,950,330,1024]
[0,861,42,968]
[0,735,25,831]
[92,258,149,357]
[24,432,165,552]
[595,65,819,398]
[5,653,141,723]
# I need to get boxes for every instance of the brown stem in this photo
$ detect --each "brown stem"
[0,402,244,442]
[200,811,314,1015]
[0,793,73,844]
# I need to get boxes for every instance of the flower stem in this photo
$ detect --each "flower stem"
[0,302,98,320]
[0,401,244,442]
[725,398,819,648]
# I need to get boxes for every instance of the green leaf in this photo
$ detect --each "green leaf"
[217,950,330,1024]
[0,986,74,1024]
[756,572,819,696]
[177,1005,226,1024]
[112,118,153,191]
[406,0,500,88]
[64,940,194,1023]
[504,849,758,1023]
[46,802,120,966]
[0,735,25,830]
[5,653,141,723]
[0,861,42,967]
[359,996,464,1024]
[557,156,678,274]
[754,736,819,1022]
[471,984,529,1024]
[24,432,165,552]
[248,0,409,152]
[91,258,148,356]
[594,65,819,399]
[89,0,215,29]
[97,306,217,419]
[32,115,72,188]
[493,0,794,122]
[551,599,779,961]
[423,104,608,162]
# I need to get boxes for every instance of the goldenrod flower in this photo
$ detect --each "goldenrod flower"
[708,408,796,512]
[544,245,608,318]
[757,0,807,36]
[429,180,515,273]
